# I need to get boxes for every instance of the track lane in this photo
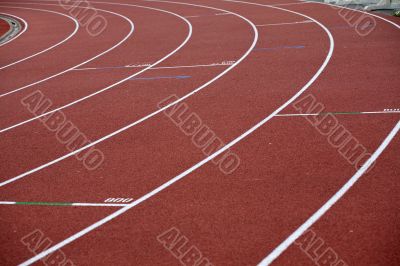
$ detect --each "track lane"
[279,1,400,114]
[0,1,196,130]
[0,5,79,70]
[0,6,72,65]
[0,204,116,266]
[0,1,134,97]
[274,132,400,266]
[0,1,196,182]
[0,0,254,184]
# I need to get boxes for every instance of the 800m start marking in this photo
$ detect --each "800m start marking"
[104,198,133,203]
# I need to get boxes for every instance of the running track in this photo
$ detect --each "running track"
[0,0,399,265]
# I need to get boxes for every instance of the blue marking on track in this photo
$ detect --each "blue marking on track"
[254,45,305,51]
[130,75,191,80]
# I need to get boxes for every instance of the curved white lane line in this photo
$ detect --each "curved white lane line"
[255,1,400,264]
[0,6,79,70]
[16,0,327,264]
[0,0,196,185]
[0,0,192,133]
[0,0,256,188]
[0,12,28,47]
[8,0,257,261]
[259,123,400,266]
[0,2,134,98]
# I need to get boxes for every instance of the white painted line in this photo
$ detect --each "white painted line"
[256,20,312,26]
[0,0,256,188]
[73,61,235,71]
[0,1,192,133]
[0,12,28,47]
[17,1,328,265]
[0,0,195,184]
[0,2,135,98]
[259,121,400,265]
[0,201,16,205]
[153,62,234,69]
[73,64,150,71]
[0,6,79,70]
[258,1,400,264]
[0,201,128,207]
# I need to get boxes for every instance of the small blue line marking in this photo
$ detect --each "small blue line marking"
[254,45,305,51]
[130,75,191,81]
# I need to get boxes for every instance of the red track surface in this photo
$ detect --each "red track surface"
[0,0,399,265]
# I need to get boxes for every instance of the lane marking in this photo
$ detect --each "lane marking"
[73,61,236,71]
[18,1,330,264]
[0,201,128,207]
[258,1,400,265]
[0,6,79,70]
[256,20,312,26]
[276,110,400,117]
[259,121,400,265]
[74,64,151,71]
[0,1,135,98]
[254,45,305,51]
[0,12,27,47]
[104,198,133,203]
[130,75,191,80]
[0,1,192,133]
[0,0,256,188]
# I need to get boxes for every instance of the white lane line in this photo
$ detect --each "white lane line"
[0,0,254,185]
[0,1,192,133]
[259,121,400,266]
[256,20,312,26]
[0,6,79,70]
[0,201,15,205]
[17,1,327,265]
[258,2,400,265]
[0,1,135,98]
[0,0,256,187]
[0,201,128,207]
[0,12,28,47]
[276,110,400,117]
[73,61,236,71]
[0,0,196,186]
